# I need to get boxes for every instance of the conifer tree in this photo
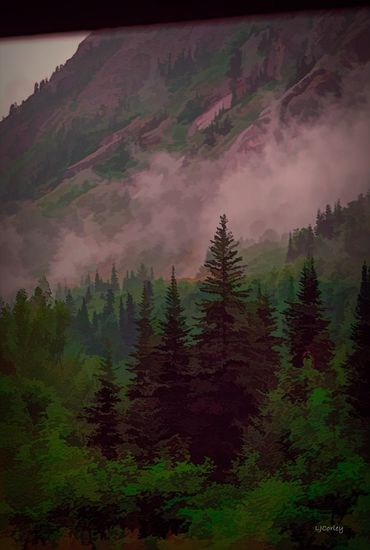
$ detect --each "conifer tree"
[38,276,52,304]
[122,271,130,291]
[278,268,295,302]
[204,124,216,146]
[123,293,136,349]
[284,257,334,374]
[306,225,315,257]
[315,209,324,236]
[324,204,334,239]
[146,280,154,303]
[65,289,75,315]
[156,267,190,451]
[249,290,281,398]
[333,200,344,233]
[286,232,295,262]
[196,214,249,365]
[119,296,125,340]
[128,284,156,396]
[94,271,102,293]
[92,310,99,333]
[126,283,162,461]
[12,289,32,371]
[100,288,120,357]
[82,345,122,459]
[102,288,115,319]
[75,298,93,351]
[190,214,254,472]
[85,285,92,304]
[348,262,370,420]
[110,264,120,292]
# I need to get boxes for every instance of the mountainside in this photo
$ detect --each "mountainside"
[1,8,370,295]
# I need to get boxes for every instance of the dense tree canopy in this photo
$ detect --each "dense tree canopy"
[0,202,369,548]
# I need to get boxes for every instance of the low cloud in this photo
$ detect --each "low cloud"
[1,84,370,297]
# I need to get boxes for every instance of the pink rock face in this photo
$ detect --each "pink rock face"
[188,92,233,136]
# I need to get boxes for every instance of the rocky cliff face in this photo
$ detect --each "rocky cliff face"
[0,8,370,292]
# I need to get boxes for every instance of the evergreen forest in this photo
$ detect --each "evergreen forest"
[1,193,370,549]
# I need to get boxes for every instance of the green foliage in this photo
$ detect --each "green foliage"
[347,262,370,422]
[94,142,137,178]
[1,209,370,547]
[41,180,96,217]
[284,257,334,374]
[176,95,205,125]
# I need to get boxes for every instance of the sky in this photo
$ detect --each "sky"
[0,31,88,118]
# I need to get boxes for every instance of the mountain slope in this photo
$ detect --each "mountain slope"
[0,8,370,294]
[2,9,369,202]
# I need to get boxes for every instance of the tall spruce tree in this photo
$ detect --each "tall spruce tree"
[315,209,324,237]
[100,288,120,358]
[126,283,162,461]
[12,289,32,372]
[278,268,295,302]
[348,262,370,420]
[123,293,136,349]
[284,258,334,374]
[85,285,92,304]
[333,200,344,233]
[249,290,281,398]
[190,214,254,472]
[119,296,125,340]
[146,280,154,303]
[94,271,102,293]
[196,214,249,360]
[156,267,190,456]
[110,264,120,292]
[92,310,98,333]
[102,288,115,319]
[75,297,93,352]
[323,204,334,239]
[286,232,295,262]
[122,271,130,291]
[82,345,122,459]
[65,289,75,315]
[306,225,315,257]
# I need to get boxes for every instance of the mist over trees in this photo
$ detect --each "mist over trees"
[0,204,369,548]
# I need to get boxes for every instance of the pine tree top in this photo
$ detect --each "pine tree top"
[201,214,248,302]
[296,257,322,306]
[161,266,190,348]
[111,264,120,291]
[103,288,115,316]
[133,283,155,360]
